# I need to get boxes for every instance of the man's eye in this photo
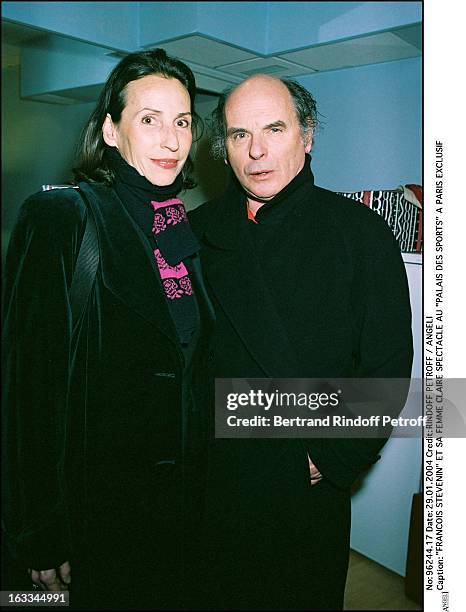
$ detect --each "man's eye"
[270,127,282,133]
[177,119,191,128]
[234,132,247,140]
[141,116,154,125]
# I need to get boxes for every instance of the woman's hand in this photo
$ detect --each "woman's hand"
[29,561,71,591]
[308,454,323,486]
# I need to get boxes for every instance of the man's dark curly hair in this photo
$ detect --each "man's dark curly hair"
[73,48,201,188]
[209,76,318,160]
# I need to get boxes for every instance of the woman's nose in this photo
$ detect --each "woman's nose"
[160,126,180,151]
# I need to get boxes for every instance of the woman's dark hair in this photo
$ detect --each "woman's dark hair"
[210,77,318,160]
[73,48,200,188]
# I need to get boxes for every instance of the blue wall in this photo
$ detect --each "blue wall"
[298,56,422,191]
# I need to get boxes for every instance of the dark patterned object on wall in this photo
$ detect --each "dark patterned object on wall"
[337,185,423,253]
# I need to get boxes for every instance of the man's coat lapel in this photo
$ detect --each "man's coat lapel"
[202,215,300,377]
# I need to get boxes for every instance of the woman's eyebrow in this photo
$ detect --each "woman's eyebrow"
[136,108,192,118]
[137,107,162,114]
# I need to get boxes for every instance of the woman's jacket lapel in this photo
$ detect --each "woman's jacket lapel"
[79,181,179,345]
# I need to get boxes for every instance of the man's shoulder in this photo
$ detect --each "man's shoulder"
[312,184,395,233]
[306,184,403,257]
[188,198,220,238]
[311,184,370,216]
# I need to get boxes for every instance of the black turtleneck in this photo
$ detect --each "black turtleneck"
[252,154,315,223]
[244,155,315,255]
[105,147,200,346]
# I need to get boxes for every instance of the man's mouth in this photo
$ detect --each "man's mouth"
[249,170,273,180]
[152,159,179,169]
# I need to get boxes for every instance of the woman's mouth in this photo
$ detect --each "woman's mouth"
[152,159,178,169]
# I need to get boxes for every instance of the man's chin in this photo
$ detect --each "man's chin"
[244,186,277,203]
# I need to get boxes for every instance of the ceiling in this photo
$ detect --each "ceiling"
[159,25,421,77]
[2,19,422,101]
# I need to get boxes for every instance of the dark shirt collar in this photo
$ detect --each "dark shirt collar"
[253,154,314,222]
[204,155,315,250]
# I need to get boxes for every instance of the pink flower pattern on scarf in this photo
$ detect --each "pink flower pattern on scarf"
[150,199,193,300]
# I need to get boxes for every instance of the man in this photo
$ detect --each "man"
[190,75,413,610]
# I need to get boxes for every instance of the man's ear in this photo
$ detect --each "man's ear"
[102,113,118,147]
[304,128,313,154]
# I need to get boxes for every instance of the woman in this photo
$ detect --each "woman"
[2,48,214,610]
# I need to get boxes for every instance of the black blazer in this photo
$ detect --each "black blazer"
[189,175,414,490]
[2,182,215,569]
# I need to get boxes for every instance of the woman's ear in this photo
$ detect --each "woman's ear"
[102,113,118,147]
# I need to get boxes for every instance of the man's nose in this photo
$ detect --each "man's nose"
[249,133,266,159]
[160,125,180,151]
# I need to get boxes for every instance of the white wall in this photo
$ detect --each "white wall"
[351,255,423,576]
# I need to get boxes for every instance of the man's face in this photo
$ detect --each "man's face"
[102,74,192,186]
[224,76,312,204]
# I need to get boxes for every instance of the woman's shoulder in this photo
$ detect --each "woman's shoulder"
[5,186,93,257]
[16,184,93,238]
[22,185,86,219]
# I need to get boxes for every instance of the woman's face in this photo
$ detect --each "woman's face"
[103,74,193,186]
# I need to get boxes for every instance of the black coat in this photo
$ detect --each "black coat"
[2,182,215,609]
[188,167,413,610]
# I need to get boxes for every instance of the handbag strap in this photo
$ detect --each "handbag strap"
[42,184,100,329]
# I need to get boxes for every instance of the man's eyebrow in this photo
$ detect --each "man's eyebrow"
[226,126,248,137]
[264,120,287,130]
[226,120,287,137]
